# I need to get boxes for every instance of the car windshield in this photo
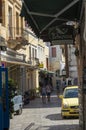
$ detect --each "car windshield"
[63,88,78,98]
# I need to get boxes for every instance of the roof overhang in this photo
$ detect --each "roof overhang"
[2,60,31,66]
[20,0,82,42]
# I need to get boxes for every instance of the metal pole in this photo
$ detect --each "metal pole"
[64,44,69,78]
[0,47,1,66]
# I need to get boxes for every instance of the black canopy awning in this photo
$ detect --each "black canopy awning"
[20,0,82,42]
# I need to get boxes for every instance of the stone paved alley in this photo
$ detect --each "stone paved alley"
[9,92,79,130]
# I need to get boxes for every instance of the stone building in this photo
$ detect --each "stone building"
[0,0,49,95]
[20,1,86,129]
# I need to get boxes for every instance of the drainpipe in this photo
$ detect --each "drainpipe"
[64,44,69,78]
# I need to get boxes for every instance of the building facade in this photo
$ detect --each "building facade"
[68,45,78,78]
[48,44,65,88]
[0,0,49,95]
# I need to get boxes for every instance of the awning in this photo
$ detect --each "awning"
[20,0,82,42]
[2,60,30,66]
[39,68,54,74]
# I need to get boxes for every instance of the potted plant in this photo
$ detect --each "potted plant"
[8,79,17,118]
[29,89,36,100]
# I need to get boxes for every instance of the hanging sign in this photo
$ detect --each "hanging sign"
[49,25,74,45]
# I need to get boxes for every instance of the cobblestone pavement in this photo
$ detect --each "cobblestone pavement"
[9,92,79,130]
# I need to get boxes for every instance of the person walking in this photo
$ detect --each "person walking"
[56,81,60,97]
[41,85,47,104]
[46,83,52,102]
[62,78,66,91]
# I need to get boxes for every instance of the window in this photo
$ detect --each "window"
[16,12,19,35]
[32,48,34,58]
[35,49,37,58]
[51,47,56,57]
[64,88,78,98]
[46,58,48,69]
[29,46,31,60]
[8,6,12,37]
[21,17,23,35]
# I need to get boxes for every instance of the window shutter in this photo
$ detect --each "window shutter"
[52,47,56,57]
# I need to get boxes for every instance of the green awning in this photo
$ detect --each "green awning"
[20,0,82,42]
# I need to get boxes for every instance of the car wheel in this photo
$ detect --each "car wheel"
[16,106,22,115]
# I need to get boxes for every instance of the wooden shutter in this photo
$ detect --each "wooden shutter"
[52,47,56,57]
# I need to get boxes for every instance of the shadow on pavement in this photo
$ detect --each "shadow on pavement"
[23,93,62,109]
[46,113,62,120]
[23,124,79,130]
[42,124,79,130]
[46,113,79,121]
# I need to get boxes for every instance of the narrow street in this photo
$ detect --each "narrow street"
[9,92,79,130]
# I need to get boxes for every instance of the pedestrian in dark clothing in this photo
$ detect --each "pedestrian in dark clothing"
[41,86,47,104]
[56,82,59,96]
[62,78,66,91]
[46,83,52,102]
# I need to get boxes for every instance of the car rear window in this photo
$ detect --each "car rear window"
[63,88,78,98]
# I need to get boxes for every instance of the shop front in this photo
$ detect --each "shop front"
[1,48,31,95]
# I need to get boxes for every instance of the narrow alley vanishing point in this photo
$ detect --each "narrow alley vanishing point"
[10,92,79,130]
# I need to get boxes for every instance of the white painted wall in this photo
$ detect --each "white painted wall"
[68,45,78,78]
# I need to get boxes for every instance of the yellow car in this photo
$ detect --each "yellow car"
[59,86,79,118]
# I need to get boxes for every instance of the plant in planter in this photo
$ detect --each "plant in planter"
[29,89,36,100]
[8,79,17,118]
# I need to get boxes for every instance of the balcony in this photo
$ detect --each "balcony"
[7,28,29,50]
[27,57,39,69]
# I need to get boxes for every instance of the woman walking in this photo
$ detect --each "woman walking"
[46,83,52,102]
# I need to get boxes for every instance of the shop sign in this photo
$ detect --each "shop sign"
[39,63,44,68]
[49,25,74,45]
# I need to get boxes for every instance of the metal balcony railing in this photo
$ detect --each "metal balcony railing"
[27,57,39,67]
